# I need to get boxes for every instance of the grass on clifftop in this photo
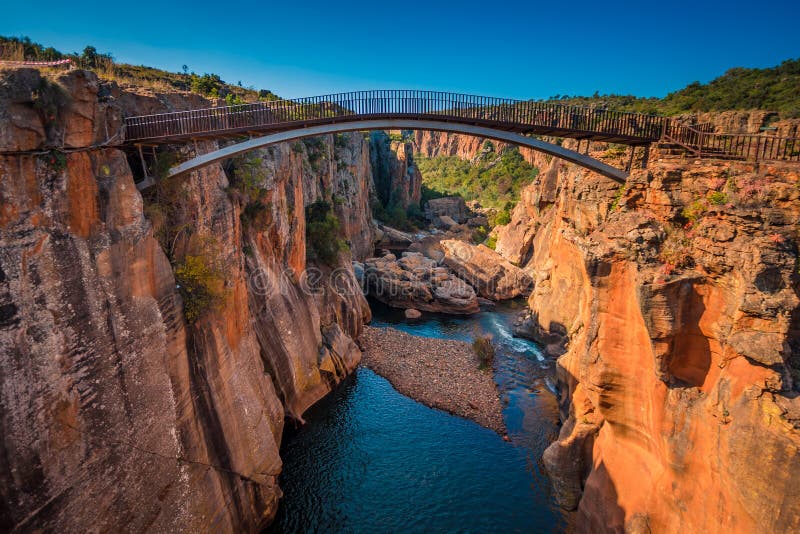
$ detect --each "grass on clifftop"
[416,141,539,210]
[0,36,280,101]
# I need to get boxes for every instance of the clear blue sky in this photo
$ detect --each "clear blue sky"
[3,0,798,99]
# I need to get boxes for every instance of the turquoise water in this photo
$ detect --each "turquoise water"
[269,300,565,533]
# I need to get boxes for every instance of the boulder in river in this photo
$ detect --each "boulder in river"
[364,252,479,314]
[440,239,533,300]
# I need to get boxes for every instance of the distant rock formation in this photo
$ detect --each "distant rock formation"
[369,131,422,209]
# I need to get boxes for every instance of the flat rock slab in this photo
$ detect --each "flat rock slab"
[360,325,506,435]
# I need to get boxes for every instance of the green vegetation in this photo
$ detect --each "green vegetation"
[610,184,627,211]
[546,58,800,118]
[471,225,489,245]
[306,200,348,266]
[228,153,274,230]
[371,199,426,231]
[485,235,498,250]
[39,150,67,172]
[387,131,413,143]
[708,191,728,205]
[416,147,539,209]
[681,200,707,223]
[0,35,280,102]
[492,209,512,226]
[174,237,228,323]
[472,336,496,370]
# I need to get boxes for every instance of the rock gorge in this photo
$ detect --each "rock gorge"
[1,67,799,533]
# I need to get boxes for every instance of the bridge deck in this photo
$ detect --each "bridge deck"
[124,90,667,145]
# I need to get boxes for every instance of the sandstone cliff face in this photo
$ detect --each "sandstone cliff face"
[370,131,422,209]
[0,69,373,531]
[412,129,555,170]
[496,150,800,532]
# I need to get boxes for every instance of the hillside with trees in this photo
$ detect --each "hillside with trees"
[547,59,800,118]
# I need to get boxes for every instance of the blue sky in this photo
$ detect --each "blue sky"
[2,0,798,99]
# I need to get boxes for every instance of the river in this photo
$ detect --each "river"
[267,299,566,533]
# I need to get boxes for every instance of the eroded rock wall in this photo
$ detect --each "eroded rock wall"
[369,131,422,209]
[0,69,373,531]
[497,150,800,532]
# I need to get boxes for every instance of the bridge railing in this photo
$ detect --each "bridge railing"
[663,120,800,162]
[123,89,667,143]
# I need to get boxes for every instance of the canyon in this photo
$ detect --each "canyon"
[1,66,799,533]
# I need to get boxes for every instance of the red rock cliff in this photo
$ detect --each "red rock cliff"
[0,69,373,531]
[497,147,800,531]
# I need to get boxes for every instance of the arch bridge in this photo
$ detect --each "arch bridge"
[123,90,670,184]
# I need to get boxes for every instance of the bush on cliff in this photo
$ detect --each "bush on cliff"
[173,237,228,323]
[306,200,348,266]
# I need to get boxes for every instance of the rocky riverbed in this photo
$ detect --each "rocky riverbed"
[360,325,506,434]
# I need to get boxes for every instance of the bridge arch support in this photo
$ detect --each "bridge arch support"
[165,120,628,183]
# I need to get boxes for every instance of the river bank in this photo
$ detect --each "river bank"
[360,324,506,434]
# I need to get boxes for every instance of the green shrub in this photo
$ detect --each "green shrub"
[610,184,627,211]
[154,150,178,179]
[682,200,707,223]
[472,336,496,370]
[420,184,446,205]
[190,73,224,97]
[708,191,728,205]
[486,235,498,250]
[174,250,227,323]
[225,93,245,106]
[493,210,511,226]
[406,202,426,227]
[39,150,67,172]
[231,154,266,199]
[472,226,488,244]
[240,200,271,230]
[372,199,422,231]
[604,144,628,158]
[306,200,348,265]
